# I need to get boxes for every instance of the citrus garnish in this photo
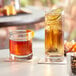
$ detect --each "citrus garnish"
[46,8,63,21]
[46,13,60,21]
[26,30,34,38]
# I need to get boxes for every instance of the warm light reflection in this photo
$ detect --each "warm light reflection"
[30,64,34,71]
[10,62,21,75]
[44,65,53,76]
[27,64,34,76]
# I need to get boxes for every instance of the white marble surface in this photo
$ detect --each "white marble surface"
[0,41,69,76]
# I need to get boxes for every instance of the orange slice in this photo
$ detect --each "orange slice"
[26,30,34,38]
[47,8,63,20]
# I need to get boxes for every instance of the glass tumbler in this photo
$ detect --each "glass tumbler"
[45,8,64,62]
[9,30,33,60]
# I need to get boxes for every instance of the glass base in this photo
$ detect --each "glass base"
[38,57,66,64]
[10,53,33,61]
[45,56,64,62]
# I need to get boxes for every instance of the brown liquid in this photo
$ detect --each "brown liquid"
[9,39,32,59]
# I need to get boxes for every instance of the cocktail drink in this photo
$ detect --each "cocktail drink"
[45,8,64,61]
[9,30,34,60]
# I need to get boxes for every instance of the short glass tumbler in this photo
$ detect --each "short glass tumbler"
[9,30,33,60]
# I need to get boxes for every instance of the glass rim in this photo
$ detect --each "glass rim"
[45,8,63,14]
[9,30,32,35]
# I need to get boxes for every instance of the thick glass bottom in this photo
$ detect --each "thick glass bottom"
[10,53,33,61]
[45,56,64,62]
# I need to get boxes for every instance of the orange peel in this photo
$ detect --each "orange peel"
[26,30,34,38]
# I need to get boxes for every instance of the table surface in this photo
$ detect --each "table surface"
[0,8,44,27]
[0,41,69,76]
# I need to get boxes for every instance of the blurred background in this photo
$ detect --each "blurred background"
[0,0,76,49]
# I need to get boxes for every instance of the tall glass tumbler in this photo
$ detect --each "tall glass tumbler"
[45,8,64,62]
[9,30,33,60]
